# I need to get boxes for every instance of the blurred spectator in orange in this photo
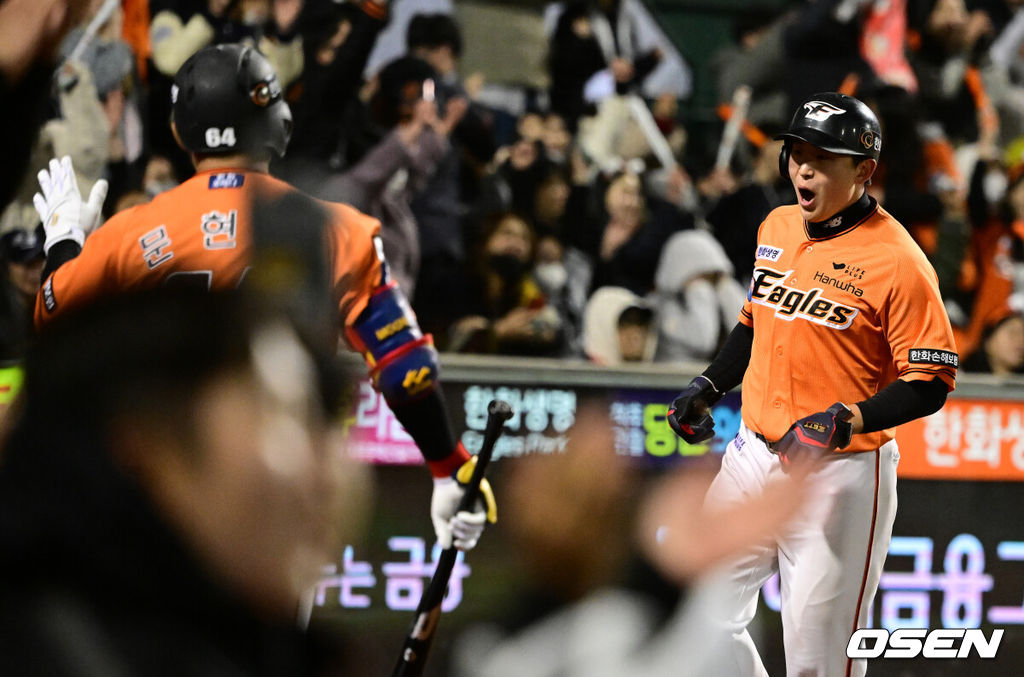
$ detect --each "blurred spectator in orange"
[861,84,970,278]
[951,158,1024,359]
[907,0,995,146]
[860,0,918,92]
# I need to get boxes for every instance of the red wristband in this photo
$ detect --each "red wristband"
[427,441,470,478]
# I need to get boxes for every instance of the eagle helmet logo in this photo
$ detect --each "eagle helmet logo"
[802,101,846,122]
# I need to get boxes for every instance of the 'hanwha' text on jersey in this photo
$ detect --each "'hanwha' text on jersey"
[749,267,859,329]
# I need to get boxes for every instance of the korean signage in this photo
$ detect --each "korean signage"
[758,479,1024,672]
[895,399,1024,481]
[344,382,421,465]
[341,378,735,467]
[308,537,469,614]
[330,378,1024,672]
[762,533,1024,630]
[343,380,1024,482]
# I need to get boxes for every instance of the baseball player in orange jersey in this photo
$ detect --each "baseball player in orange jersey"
[667,92,957,676]
[32,44,495,554]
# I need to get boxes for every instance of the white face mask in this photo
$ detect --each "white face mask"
[145,180,177,197]
[984,169,1009,205]
[535,262,568,293]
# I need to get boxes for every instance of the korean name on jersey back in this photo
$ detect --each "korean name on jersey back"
[208,172,244,189]
[749,266,859,329]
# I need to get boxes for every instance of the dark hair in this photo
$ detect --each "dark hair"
[479,211,537,252]
[300,2,359,55]
[0,224,44,264]
[618,305,653,328]
[18,289,255,442]
[371,56,438,129]
[984,311,1024,341]
[406,13,462,56]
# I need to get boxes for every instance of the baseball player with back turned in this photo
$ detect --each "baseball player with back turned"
[667,92,958,677]
[31,44,495,557]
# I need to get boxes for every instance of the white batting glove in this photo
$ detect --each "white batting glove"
[430,457,497,551]
[33,156,108,254]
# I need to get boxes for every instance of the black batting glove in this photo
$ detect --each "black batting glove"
[774,402,854,469]
[667,376,724,444]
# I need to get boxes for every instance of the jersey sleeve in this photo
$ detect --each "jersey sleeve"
[34,212,130,328]
[883,251,958,391]
[325,203,386,344]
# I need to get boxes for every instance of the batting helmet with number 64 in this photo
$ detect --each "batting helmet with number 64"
[171,44,293,158]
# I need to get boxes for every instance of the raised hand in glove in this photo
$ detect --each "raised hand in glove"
[774,402,854,470]
[667,376,724,444]
[33,156,108,254]
[431,449,497,551]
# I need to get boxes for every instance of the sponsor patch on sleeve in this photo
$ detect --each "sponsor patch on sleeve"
[909,348,959,368]
[756,245,783,262]
[42,278,57,312]
[208,172,244,189]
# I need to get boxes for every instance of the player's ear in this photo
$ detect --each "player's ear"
[855,157,877,185]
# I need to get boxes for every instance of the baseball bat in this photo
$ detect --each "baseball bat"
[55,0,120,91]
[390,399,514,677]
[715,85,752,171]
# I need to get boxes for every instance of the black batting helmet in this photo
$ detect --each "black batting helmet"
[776,92,881,178]
[171,44,292,158]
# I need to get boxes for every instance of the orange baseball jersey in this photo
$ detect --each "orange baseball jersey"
[35,169,384,340]
[739,196,957,452]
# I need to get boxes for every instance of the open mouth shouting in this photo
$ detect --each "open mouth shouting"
[797,186,816,210]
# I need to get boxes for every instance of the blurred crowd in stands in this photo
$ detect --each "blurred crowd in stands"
[2,0,1024,377]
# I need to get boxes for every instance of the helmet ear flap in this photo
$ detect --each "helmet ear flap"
[778,141,791,181]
